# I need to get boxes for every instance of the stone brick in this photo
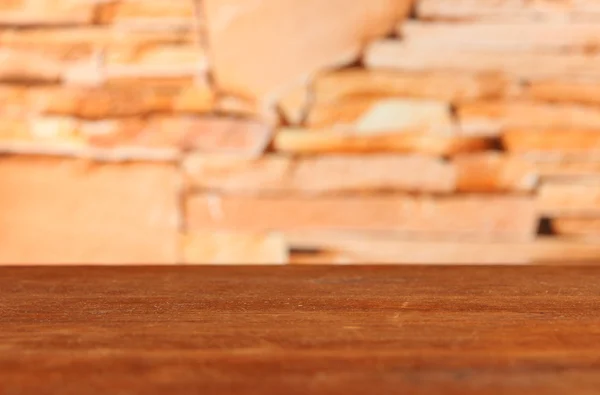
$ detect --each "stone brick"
[184,154,455,194]
[290,155,455,194]
[186,194,537,241]
[527,80,600,105]
[289,234,600,264]
[279,85,310,125]
[399,21,600,52]
[459,101,600,133]
[365,41,600,80]
[106,44,208,79]
[215,96,280,126]
[313,69,507,104]
[0,49,62,83]
[0,116,270,159]
[0,28,193,58]
[0,86,28,117]
[531,159,600,179]
[203,0,413,103]
[416,0,600,21]
[274,128,493,156]
[454,153,537,193]
[181,232,288,264]
[551,218,600,238]
[0,0,95,26]
[97,0,195,27]
[0,157,179,264]
[307,98,454,134]
[79,116,272,157]
[503,129,600,156]
[29,82,213,119]
[0,117,84,155]
[538,182,600,216]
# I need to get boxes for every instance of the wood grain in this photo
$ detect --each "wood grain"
[1,266,600,395]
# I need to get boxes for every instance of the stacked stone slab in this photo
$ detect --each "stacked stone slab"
[2,0,600,264]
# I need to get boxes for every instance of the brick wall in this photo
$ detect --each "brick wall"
[2,0,600,264]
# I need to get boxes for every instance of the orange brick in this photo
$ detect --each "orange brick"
[186,195,537,241]
[274,128,493,156]
[0,157,179,264]
[459,101,600,132]
[503,129,600,156]
[454,153,537,193]
[313,69,507,104]
[527,80,600,105]
[307,98,453,134]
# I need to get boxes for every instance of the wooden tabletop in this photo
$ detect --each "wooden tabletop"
[2,266,600,395]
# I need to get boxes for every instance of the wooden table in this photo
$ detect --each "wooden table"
[1,266,600,394]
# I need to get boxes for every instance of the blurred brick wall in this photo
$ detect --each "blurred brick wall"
[2,0,600,264]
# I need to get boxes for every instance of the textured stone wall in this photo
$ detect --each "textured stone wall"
[3,0,600,264]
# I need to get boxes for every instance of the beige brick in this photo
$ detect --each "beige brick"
[0,157,179,264]
[181,232,288,264]
[551,218,600,238]
[527,80,600,105]
[308,98,454,134]
[503,129,600,156]
[539,182,600,216]
[365,41,600,80]
[186,195,537,241]
[454,153,537,193]
[289,234,600,264]
[184,154,455,194]
[203,0,413,103]
[416,0,600,21]
[399,21,600,52]
[459,101,600,132]
[313,69,507,104]
[274,128,493,156]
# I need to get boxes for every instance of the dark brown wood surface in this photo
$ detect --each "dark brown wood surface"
[2,266,600,395]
